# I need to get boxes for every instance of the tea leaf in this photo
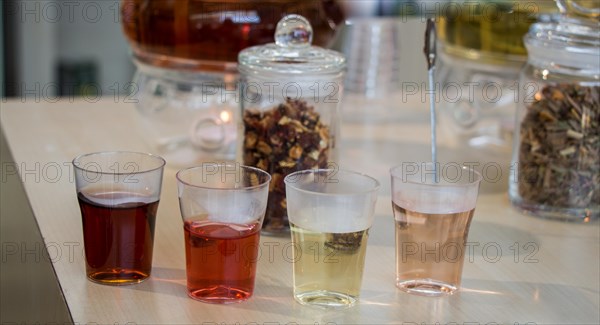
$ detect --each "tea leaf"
[518,84,600,209]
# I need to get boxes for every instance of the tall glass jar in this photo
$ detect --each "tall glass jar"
[238,15,345,235]
[509,0,599,222]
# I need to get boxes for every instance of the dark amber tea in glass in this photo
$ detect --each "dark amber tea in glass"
[78,191,159,284]
[73,151,165,285]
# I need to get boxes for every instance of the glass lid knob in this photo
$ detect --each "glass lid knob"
[275,15,313,48]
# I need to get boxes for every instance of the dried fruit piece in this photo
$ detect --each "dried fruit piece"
[245,132,258,148]
[243,98,332,232]
[288,145,303,160]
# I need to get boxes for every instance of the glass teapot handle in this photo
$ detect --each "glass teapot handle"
[556,0,600,20]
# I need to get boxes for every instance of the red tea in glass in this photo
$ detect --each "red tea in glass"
[78,191,158,285]
[184,220,261,303]
[176,163,271,303]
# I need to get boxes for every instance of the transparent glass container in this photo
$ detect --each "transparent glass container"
[238,15,345,235]
[436,51,522,151]
[436,1,556,151]
[133,62,239,166]
[509,0,600,222]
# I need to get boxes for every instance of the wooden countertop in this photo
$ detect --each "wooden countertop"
[1,98,598,324]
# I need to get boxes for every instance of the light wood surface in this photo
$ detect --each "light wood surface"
[1,98,598,324]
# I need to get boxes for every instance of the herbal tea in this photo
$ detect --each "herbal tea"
[78,191,158,285]
[184,220,261,303]
[290,222,369,308]
[393,202,474,296]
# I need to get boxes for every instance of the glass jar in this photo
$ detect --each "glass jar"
[238,15,345,235]
[509,0,600,222]
[436,1,555,151]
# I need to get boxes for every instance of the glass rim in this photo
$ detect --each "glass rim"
[389,164,482,188]
[284,168,380,196]
[72,151,166,175]
[176,163,271,191]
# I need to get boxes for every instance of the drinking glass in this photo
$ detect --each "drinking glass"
[73,151,165,285]
[284,169,379,308]
[390,163,482,296]
[176,163,271,303]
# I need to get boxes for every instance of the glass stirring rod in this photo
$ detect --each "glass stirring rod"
[424,18,438,181]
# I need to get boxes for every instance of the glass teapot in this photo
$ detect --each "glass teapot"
[121,0,343,71]
[436,1,556,152]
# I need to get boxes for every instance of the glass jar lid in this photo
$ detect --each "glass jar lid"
[238,15,346,76]
[525,0,599,77]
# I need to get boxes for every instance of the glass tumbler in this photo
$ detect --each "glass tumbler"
[284,169,379,308]
[390,163,482,296]
[73,151,165,285]
[176,163,271,303]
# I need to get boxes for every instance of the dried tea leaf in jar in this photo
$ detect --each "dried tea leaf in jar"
[518,84,600,209]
